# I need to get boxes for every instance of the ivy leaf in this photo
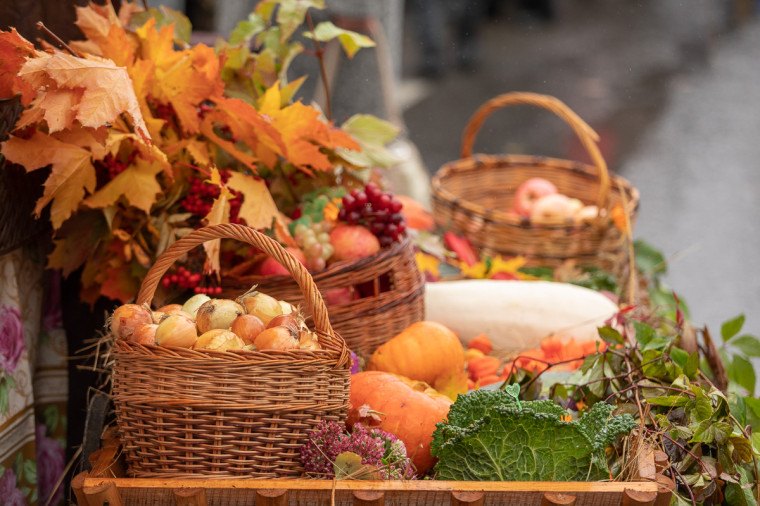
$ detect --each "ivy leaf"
[308,21,375,59]
[721,314,746,342]
[729,335,760,357]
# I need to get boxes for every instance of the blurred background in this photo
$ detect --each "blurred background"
[4,0,759,337]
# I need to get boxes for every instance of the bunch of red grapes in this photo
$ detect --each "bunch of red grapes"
[160,266,223,295]
[338,182,406,247]
[180,169,243,224]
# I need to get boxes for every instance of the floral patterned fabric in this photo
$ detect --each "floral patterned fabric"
[0,247,67,505]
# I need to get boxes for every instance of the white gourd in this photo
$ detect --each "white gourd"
[424,280,619,353]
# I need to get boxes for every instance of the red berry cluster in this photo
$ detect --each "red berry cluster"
[338,182,406,247]
[180,170,243,223]
[95,153,137,180]
[160,266,223,295]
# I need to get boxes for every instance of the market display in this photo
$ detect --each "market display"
[0,1,758,505]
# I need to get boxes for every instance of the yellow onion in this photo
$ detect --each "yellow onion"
[155,314,198,348]
[157,304,183,313]
[230,314,266,345]
[254,326,299,351]
[279,300,298,315]
[241,292,283,326]
[267,313,301,333]
[298,330,322,351]
[158,310,193,323]
[132,323,158,345]
[193,329,245,351]
[110,304,153,340]
[181,294,211,319]
[151,311,165,324]
[196,299,245,334]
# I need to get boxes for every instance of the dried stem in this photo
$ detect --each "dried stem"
[141,0,149,9]
[669,465,697,506]
[306,12,332,121]
[36,22,81,58]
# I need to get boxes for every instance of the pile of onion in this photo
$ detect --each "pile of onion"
[108,286,321,353]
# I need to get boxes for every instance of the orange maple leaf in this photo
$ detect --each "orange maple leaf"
[611,203,629,234]
[209,96,285,166]
[202,182,231,274]
[0,29,37,105]
[1,130,96,229]
[16,51,150,139]
[73,0,138,67]
[85,156,164,213]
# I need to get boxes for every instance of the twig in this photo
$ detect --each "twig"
[306,12,332,121]
[669,465,697,506]
[141,0,148,9]
[661,433,710,476]
[46,446,82,506]
[36,22,81,58]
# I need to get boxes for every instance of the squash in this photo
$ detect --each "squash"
[424,280,619,353]
[347,371,452,476]
[366,321,465,392]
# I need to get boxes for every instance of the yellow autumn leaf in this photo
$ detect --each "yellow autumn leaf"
[202,186,231,274]
[85,156,164,213]
[415,251,440,279]
[1,130,96,229]
[459,259,489,279]
[488,255,526,277]
[226,172,277,229]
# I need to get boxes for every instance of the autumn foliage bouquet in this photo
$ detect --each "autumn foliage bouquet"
[0,1,399,304]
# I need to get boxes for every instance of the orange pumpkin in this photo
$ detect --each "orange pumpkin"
[347,371,452,476]
[366,321,465,392]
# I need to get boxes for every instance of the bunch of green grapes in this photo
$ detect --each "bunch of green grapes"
[294,221,334,271]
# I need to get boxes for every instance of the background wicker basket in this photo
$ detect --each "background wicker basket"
[431,92,640,276]
[222,237,424,357]
[111,223,351,479]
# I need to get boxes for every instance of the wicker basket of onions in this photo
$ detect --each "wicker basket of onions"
[109,224,351,479]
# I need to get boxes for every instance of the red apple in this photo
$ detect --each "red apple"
[512,178,559,217]
[329,225,381,263]
[323,287,360,306]
[259,247,307,276]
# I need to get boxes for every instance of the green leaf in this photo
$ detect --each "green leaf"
[23,459,36,485]
[276,0,325,41]
[753,433,760,454]
[724,466,759,506]
[0,381,8,416]
[722,314,746,342]
[693,396,713,423]
[308,21,375,59]
[598,326,624,345]
[646,395,690,408]
[670,347,690,371]
[341,114,399,146]
[229,13,267,45]
[731,436,755,464]
[633,240,667,275]
[671,425,693,441]
[731,356,756,396]
[632,321,657,347]
[684,351,700,379]
[730,334,760,357]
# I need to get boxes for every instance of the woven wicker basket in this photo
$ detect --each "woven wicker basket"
[111,224,351,479]
[431,92,640,275]
[222,237,424,356]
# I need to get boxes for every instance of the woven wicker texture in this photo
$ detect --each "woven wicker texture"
[0,94,48,255]
[222,237,425,356]
[431,92,640,275]
[112,224,351,479]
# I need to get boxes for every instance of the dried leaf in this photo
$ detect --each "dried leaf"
[226,172,277,229]
[333,451,380,480]
[85,156,164,213]
[1,130,95,229]
[0,29,37,105]
[202,185,231,274]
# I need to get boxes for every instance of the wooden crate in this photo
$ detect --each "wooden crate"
[72,434,674,506]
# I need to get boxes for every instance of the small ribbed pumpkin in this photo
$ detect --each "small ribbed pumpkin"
[347,371,452,476]
[366,321,465,393]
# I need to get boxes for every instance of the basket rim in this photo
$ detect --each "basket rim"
[431,153,640,228]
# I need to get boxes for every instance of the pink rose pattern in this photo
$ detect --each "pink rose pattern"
[36,424,64,506]
[0,468,27,506]
[41,273,62,333]
[0,305,25,375]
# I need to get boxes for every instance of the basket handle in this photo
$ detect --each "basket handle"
[137,223,338,347]
[460,92,611,211]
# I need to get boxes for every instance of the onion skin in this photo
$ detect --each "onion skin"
[132,323,158,345]
[254,326,299,351]
[157,304,182,313]
[196,299,245,334]
[155,314,198,348]
[111,304,154,340]
[181,294,211,319]
[193,329,245,351]
[241,293,283,326]
[267,313,300,333]
[230,314,266,345]
[298,330,321,351]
